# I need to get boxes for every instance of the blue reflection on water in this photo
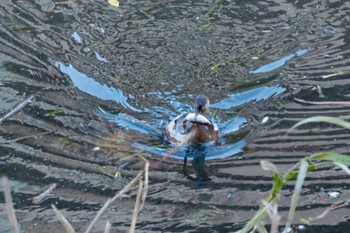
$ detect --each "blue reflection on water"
[250,48,309,74]
[98,106,247,159]
[219,116,247,136]
[71,31,82,44]
[56,61,141,112]
[95,52,109,63]
[212,85,286,110]
[98,108,163,138]
[97,83,286,160]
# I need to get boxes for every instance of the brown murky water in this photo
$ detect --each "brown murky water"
[1,0,350,232]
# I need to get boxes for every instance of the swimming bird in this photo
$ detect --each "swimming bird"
[165,95,219,143]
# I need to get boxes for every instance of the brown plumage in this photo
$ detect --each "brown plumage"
[165,95,219,143]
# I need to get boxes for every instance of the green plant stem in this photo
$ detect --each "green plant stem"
[283,159,309,232]
[235,197,279,233]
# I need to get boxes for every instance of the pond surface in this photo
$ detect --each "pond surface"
[1,0,350,232]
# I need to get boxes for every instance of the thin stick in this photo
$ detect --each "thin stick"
[52,205,76,233]
[104,222,111,233]
[6,130,57,144]
[308,199,350,222]
[136,154,149,211]
[32,183,57,204]
[161,141,187,162]
[2,177,20,233]
[294,98,350,105]
[84,171,145,233]
[129,180,143,233]
[262,200,280,233]
[0,95,35,124]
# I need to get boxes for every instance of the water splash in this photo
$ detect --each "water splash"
[134,139,246,160]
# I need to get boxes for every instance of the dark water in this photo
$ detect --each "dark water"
[1,0,350,232]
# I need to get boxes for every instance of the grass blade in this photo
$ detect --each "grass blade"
[104,222,111,233]
[311,152,350,165]
[0,95,35,124]
[333,162,350,175]
[2,177,20,233]
[235,197,279,233]
[307,199,350,222]
[129,180,143,233]
[85,171,144,233]
[52,205,76,233]
[283,159,309,232]
[140,159,149,211]
[288,116,350,133]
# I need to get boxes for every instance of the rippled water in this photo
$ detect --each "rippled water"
[1,0,350,232]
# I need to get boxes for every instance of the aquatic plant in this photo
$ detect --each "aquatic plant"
[237,116,350,233]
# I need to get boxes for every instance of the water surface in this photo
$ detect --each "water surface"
[1,0,350,232]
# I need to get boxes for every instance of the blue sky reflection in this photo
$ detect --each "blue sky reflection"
[56,61,141,112]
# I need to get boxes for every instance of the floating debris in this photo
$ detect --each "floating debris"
[108,0,119,8]
[294,98,350,105]
[71,31,82,44]
[226,192,233,198]
[119,161,130,169]
[0,95,35,124]
[114,171,123,181]
[200,22,214,30]
[328,191,340,200]
[261,116,269,124]
[45,108,60,117]
[210,62,225,74]
[321,72,344,79]
[311,85,325,98]
[95,51,109,63]
[32,183,57,204]
[139,9,155,20]
[59,135,80,141]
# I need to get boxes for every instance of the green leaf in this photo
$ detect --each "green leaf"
[285,170,298,181]
[271,173,283,198]
[288,116,350,133]
[284,164,317,181]
[311,152,350,165]
[265,172,283,201]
